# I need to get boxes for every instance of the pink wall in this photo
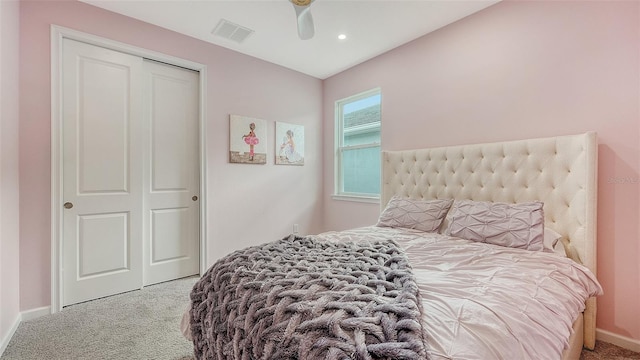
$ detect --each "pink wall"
[19,1,323,310]
[323,1,640,342]
[0,0,21,347]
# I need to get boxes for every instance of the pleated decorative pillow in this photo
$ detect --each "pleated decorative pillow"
[377,196,453,233]
[446,200,545,251]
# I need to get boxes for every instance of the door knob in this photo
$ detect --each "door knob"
[63,202,73,209]
[192,196,198,201]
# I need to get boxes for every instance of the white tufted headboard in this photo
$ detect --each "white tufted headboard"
[381,132,598,349]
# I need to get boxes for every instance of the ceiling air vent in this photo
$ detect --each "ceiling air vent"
[212,19,254,44]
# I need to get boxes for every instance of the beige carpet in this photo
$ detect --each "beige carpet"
[1,277,197,360]
[581,341,640,360]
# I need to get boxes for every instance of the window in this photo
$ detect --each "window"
[334,88,381,200]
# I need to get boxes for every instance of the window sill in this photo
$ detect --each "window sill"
[331,194,380,204]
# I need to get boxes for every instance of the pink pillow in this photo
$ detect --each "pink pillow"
[377,197,453,233]
[446,200,545,251]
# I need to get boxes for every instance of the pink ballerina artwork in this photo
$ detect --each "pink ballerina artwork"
[242,122,260,161]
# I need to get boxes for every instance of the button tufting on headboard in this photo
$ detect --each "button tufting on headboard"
[382,132,596,272]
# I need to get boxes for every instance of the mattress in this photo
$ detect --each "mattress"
[315,226,603,360]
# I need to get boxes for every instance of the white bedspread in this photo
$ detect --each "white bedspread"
[315,226,603,360]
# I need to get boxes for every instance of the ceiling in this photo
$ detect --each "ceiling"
[80,0,499,79]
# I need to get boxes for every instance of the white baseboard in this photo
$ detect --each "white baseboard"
[0,314,21,357]
[0,306,51,357]
[596,328,640,353]
[21,306,51,322]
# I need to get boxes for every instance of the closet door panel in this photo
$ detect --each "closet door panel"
[62,39,144,306]
[143,60,200,286]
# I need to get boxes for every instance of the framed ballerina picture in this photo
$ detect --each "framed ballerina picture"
[275,122,304,166]
[229,115,267,164]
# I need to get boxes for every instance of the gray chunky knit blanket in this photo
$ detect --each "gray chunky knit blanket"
[189,235,429,360]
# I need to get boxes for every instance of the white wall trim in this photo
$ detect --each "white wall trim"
[0,306,51,356]
[50,25,208,313]
[20,306,51,322]
[0,314,21,357]
[331,194,380,204]
[198,64,209,275]
[596,328,640,353]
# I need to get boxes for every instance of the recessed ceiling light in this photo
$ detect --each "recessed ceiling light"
[338,34,347,40]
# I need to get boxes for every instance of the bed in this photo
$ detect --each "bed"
[188,132,602,360]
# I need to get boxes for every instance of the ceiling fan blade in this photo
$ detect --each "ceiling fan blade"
[292,3,315,40]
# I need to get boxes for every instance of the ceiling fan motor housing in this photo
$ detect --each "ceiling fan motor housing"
[291,0,313,7]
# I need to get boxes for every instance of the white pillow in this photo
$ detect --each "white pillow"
[553,239,568,257]
[543,227,563,253]
[377,197,453,233]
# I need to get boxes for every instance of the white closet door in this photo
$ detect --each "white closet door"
[142,60,200,286]
[62,39,144,306]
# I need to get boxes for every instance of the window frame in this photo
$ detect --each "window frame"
[333,87,382,202]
